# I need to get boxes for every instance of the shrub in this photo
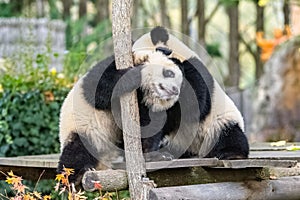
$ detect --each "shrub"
[0,52,71,157]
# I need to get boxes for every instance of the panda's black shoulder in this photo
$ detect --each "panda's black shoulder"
[150,26,169,45]
[81,56,116,110]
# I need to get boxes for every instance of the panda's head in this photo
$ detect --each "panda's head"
[134,49,183,112]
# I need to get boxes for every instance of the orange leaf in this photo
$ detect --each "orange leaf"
[93,181,102,190]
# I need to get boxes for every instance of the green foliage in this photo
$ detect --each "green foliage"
[63,19,112,81]
[219,0,239,7]
[48,0,61,19]
[0,51,71,157]
[206,42,222,57]
[0,3,14,17]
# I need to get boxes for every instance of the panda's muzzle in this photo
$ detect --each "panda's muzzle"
[158,83,179,96]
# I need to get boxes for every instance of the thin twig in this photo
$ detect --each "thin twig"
[204,1,221,25]
[239,33,256,57]
[33,169,45,192]
[0,192,9,200]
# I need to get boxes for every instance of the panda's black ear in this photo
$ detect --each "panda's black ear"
[150,26,169,45]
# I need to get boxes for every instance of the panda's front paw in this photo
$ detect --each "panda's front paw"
[144,151,174,162]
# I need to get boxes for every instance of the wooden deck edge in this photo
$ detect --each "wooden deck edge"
[149,176,300,200]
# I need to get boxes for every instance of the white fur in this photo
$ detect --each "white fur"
[133,28,245,158]
[59,50,184,168]
[134,50,183,112]
[59,77,121,168]
[132,33,199,62]
[164,80,244,157]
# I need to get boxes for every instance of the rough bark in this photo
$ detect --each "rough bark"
[159,0,171,28]
[132,0,140,28]
[95,0,109,25]
[79,0,87,18]
[181,0,189,36]
[283,0,290,26]
[62,0,73,20]
[197,0,205,46]
[255,0,265,80]
[36,0,45,18]
[111,0,149,199]
[149,176,300,200]
[225,2,240,87]
[11,0,23,15]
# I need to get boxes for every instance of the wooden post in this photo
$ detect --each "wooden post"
[111,0,151,199]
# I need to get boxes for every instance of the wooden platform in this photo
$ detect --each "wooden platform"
[0,143,299,189]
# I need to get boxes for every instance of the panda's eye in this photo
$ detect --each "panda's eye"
[163,69,175,78]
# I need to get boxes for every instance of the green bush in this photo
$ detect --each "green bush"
[0,52,71,157]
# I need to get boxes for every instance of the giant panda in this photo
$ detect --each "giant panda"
[58,26,249,184]
[132,27,249,159]
[58,47,185,184]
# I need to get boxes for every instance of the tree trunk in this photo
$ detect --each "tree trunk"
[181,0,189,36]
[111,0,149,199]
[94,0,109,25]
[283,0,290,26]
[11,0,23,15]
[132,0,140,28]
[255,0,265,80]
[159,0,171,28]
[62,0,73,20]
[225,2,240,87]
[79,0,87,18]
[197,0,205,46]
[36,0,44,18]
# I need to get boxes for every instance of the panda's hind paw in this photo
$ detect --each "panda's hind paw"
[144,151,174,162]
[218,152,248,160]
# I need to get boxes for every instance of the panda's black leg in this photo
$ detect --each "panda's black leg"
[142,132,174,161]
[57,133,98,185]
[205,123,249,160]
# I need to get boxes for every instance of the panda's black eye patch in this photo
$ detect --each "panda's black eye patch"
[163,69,175,78]
[156,47,172,56]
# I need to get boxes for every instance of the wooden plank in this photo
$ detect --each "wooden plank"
[149,176,300,200]
[17,154,60,160]
[0,154,298,169]
[113,158,219,171]
[148,167,265,188]
[221,159,297,168]
[0,157,57,168]
[250,142,300,151]
[250,151,300,161]
[146,158,219,170]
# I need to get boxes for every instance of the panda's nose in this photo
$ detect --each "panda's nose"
[159,84,179,96]
[171,86,179,95]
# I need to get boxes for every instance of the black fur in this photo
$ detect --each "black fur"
[60,27,249,185]
[156,47,172,56]
[60,55,185,183]
[83,56,141,110]
[57,133,99,184]
[150,26,169,45]
[205,123,249,159]
[182,57,214,122]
